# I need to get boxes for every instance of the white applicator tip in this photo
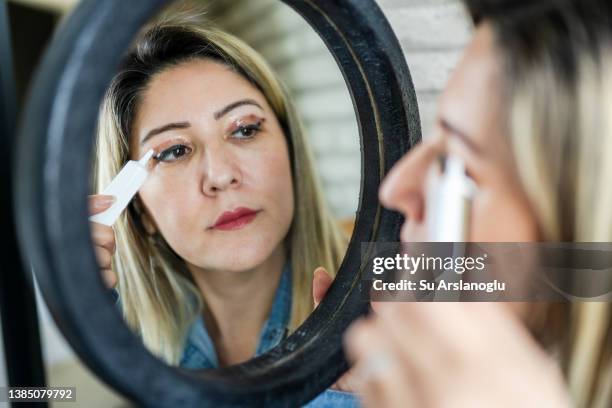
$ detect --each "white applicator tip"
[138,149,155,166]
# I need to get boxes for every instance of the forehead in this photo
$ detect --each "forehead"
[437,23,504,145]
[135,59,265,127]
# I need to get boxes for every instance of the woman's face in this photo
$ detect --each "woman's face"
[131,59,294,273]
[380,23,539,243]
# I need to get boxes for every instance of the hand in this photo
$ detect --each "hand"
[312,266,358,393]
[89,194,118,289]
[344,302,572,408]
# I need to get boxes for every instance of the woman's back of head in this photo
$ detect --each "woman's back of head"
[462,1,612,406]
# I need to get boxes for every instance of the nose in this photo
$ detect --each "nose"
[379,136,446,223]
[201,147,242,196]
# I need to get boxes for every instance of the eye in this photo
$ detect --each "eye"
[153,144,192,163]
[231,120,263,140]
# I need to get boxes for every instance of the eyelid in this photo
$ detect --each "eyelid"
[151,137,193,158]
[439,120,480,154]
[148,136,192,151]
[226,114,265,132]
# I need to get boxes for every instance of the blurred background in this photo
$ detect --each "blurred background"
[1,0,471,405]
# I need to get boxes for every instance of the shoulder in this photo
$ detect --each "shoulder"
[302,389,360,408]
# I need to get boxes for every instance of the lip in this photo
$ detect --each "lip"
[212,207,260,231]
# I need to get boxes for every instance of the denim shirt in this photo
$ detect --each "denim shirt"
[180,263,360,408]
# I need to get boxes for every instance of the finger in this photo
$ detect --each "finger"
[344,318,369,364]
[373,302,495,383]
[331,372,356,393]
[344,318,421,408]
[377,302,517,347]
[313,267,333,308]
[90,223,116,253]
[94,246,112,270]
[101,269,118,289]
[347,308,448,406]
[376,302,475,348]
[88,194,116,215]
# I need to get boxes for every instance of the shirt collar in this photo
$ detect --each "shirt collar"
[180,262,292,369]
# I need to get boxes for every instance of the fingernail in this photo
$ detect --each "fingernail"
[97,196,116,208]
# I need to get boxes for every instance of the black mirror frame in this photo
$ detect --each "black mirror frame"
[14,0,421,406]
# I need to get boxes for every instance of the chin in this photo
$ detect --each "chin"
[199,238,283,272]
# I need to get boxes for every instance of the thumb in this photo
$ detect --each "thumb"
[89,194,116,215]
[313,266,333,309]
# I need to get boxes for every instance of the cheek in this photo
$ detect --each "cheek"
[470,190,538,242]
[243,136,295,220]
[137,178,195,237]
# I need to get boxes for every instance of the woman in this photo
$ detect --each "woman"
[345,0,612,407]
[89,14,356,407]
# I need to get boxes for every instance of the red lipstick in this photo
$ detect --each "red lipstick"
[212,207,259,231]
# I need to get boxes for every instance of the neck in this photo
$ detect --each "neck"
[187,245,286,366]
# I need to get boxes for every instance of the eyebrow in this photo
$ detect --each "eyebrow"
[140,98,264,146]
[140,122,190,146]
[439,118,480,153]
[213,98,263,120]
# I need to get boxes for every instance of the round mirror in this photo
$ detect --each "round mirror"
[89,0,362,373]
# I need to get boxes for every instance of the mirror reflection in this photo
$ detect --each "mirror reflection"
[88,0,360,369]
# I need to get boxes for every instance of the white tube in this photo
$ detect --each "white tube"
[89,149,155,226]
[427,155,477,242]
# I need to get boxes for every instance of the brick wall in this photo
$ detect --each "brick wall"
[379,0,472,135]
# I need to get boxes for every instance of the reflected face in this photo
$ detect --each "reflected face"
[131,59,294,272]
[380,23,539,242]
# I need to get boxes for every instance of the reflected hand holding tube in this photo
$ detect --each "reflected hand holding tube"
[88,149,155,290]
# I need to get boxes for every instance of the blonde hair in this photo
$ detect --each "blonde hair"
[93,18,347,364]
[468,1,612,406]
[509,52,612,408]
